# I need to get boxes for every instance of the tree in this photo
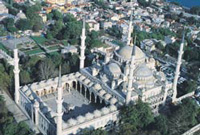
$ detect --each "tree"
[168,99,198,135]
[81,128,108,135]
[51,10,63,21]
[135,100,154,128]
[63,13,76,23]
[119,100,154,134]
[2,18,17,32]
[137,0,152,7]
[153,115,168,135]
[50,54,62,67]
[15,19,31,31]
[20,70,31,85]
[36,58,57,80]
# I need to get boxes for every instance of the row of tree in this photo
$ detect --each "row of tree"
[46,11,104,49]
[80,98,200,135]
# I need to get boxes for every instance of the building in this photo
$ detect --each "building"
[46,0,66,5]
[165,36,176,44]
[86,20,100,31]
[140,39,156,52]
[12,16,185,135]
[0,1,8,14]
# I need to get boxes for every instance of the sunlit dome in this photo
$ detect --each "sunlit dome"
[16,10,26,19]
[117,45,145,62]
[134,64,153,79]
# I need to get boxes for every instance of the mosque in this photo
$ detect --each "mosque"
[12,13,185,135]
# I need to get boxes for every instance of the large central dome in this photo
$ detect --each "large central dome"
[117,45,145,62]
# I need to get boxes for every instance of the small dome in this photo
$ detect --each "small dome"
[110,97,117,104]
[68,118,77,126]
[16,10,26,19]
[109,105,117,111]
[134,64,153,79]
[117,45,145,62]
[101,107,110,115]
[104,93,112,100]
[77,115,85,123]
[94,84,101,89]
[99,90,106,96]
[30,84,37,90]
[85,113,94,120]
[94,110,101,117]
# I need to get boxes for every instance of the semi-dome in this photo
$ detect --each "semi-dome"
[117,45,145,62]
[134,64,153,79]
[107,63,121,75]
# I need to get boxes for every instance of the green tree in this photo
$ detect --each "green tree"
[20,70,31,85]
[51,10,63,21]
[168,99,198,135]
[15,19,31,31]
[153,115,168,135]
[81,128,108,135]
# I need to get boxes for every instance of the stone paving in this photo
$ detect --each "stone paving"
[41,90,104,121]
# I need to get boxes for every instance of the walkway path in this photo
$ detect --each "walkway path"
[2,91,28,122]
[1,91,39,133]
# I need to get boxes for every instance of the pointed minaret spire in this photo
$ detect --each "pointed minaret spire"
[126,0,133,46]
[13,39,20,104]
[172,31,185,102]
[56,65,63,135]
[126,36,136,104]
[79,16,86,69]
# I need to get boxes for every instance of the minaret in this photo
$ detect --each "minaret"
[56,66,63,135]
[126,37,136,104]
[172,32,185,102]
[13,46,20,104]
[126,1,133,46]
[79,17,86,69]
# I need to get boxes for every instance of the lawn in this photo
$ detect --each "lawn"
[31,36,47,45]
[25,48,44,55]
[48,46,60,50]
[0,42,9,53]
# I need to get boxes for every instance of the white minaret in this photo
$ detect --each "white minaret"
[79,17,86,69]
[126,1,133,46]
[172,32,185,102]
[13,47,20,104]
[126,37,136,104]
[56,66,63,135]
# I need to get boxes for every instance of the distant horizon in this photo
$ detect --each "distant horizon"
[167,0,200,8]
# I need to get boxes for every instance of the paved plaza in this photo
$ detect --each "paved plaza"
[41,90,104,121]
